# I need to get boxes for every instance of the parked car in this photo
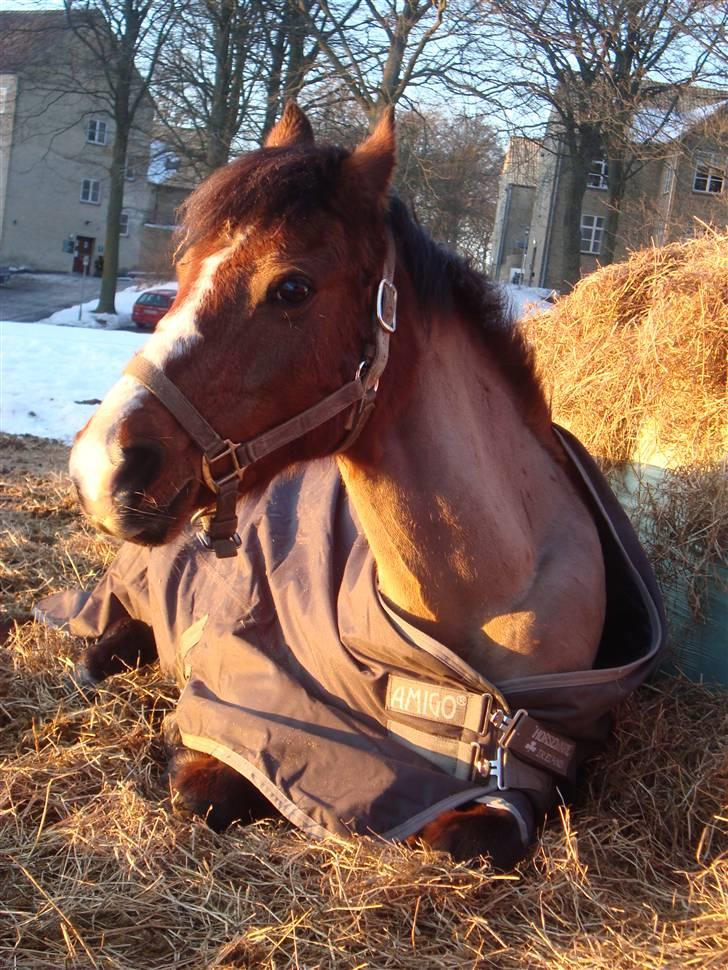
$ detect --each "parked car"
[131,288,176,329]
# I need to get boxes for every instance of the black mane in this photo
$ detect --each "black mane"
[386,194,550,433]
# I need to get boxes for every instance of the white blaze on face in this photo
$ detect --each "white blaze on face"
[69,376,147,508]
[71,235,245,515]
[142,237,243,368]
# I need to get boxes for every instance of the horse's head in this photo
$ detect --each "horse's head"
[70,105,397,548]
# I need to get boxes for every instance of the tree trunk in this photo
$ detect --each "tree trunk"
[601,154,626,265]
[282,3,310,101]
[97,123,129,314]
[261,20,288,143]
[558,124,602,290]
[205,5,235,173]
[558,153,590,290]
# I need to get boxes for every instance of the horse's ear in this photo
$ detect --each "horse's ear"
[265,102,315,149]
[343,107,396,205]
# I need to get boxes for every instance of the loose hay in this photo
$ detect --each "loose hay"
[528,233,727,630]
[1,435,727,969]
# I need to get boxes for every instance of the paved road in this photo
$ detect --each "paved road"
[0,270,147,331]
[0,272,104,324]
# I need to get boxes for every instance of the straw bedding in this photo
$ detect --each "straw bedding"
[1,431,726,968]
[527,233,727,623]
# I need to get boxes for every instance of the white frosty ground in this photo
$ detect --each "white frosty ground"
[499,284,554,319]
[0,283,550,445]
[1,321,146,442]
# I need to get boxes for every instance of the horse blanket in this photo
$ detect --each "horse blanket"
[38,427,665,848]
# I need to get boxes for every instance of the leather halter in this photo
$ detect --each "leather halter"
[124,232,398,558]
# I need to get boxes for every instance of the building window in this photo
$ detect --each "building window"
[0,88,7,113]
[80,178,101,204]
[587,158,608,190]
[119,211,129,236]
[581,214,604,254]
[693,156,724,194]
[86,119,107,145]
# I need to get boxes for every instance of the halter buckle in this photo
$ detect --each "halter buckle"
[197,528,242,556]
[376,278,397,333]
[202,439,247,492]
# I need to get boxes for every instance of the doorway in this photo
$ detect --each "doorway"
[73,235,95,274]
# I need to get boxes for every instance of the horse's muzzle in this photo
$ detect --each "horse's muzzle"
[71,436,198,545]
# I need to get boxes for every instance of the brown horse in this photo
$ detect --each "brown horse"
[69,105,611,868]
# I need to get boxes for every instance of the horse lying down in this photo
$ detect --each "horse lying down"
[40,106,664,870]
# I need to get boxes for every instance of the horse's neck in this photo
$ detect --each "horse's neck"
[337,311,606,680]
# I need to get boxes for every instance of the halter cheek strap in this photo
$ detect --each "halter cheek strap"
[123,231,398,558]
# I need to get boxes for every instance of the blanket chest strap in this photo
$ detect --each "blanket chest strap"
[385,673,578,787]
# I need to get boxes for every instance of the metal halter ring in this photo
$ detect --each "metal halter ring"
[376,279,397,333]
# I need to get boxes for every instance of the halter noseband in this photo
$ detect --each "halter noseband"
[123,232,398,558]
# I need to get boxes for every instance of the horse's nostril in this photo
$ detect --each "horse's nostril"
[116,441,164,496]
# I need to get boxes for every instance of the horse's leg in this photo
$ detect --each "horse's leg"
[77,617,158,685]
[167,748,277,832]
[412,802,532,870]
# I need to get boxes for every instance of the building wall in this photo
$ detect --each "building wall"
[0,73,18,254]
[665,131,727,240]
[0,60,154,272]
[498,104,726,293]
[490,183,535,282]
[533,147,612,290]
[525,136,560,289]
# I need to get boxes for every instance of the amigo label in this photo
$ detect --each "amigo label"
[386,675,469,727]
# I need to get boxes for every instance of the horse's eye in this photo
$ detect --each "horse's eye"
[272,276,312,305]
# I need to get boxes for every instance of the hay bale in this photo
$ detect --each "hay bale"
[528,233,727,680]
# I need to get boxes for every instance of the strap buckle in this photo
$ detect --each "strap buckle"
[469,708,528,789]
[376,278,397,333]
[197,529,242,557]
[470,743,506,790]
[202,439,247,491]
[490,707,528,744]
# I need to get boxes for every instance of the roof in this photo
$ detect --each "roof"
[0,11,71,74]
[631,89,728,145]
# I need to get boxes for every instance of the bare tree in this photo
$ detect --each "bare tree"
[154,0,327,175]
[154,1,260,177]
[63,0,187,312]
[395,111,503,268]
[464,0,728,287]
[296,0,481,130]
[258,0,321,140]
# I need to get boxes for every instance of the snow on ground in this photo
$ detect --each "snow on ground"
[499,284,555,319]
[1,321,146,442]
[42,280,177,329]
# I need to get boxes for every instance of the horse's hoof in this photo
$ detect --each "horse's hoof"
[161,712,182,753]
[61,662,101,696]
[79,618,157,683]
[71,662,101,689]
[167,748,275,832]
[412,802,531,870]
